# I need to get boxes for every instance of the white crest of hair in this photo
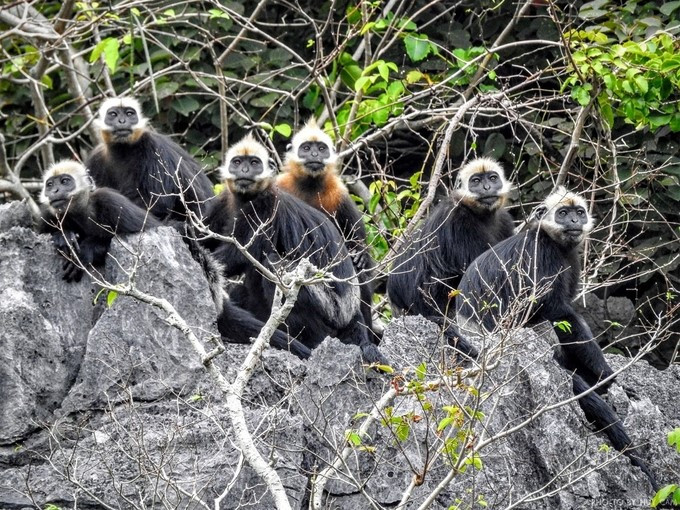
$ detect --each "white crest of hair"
[40,159,93,203]
[220,134,272,182]
[457,157,511,195]
[541,186,594,232]
[288,117,337,165]
[96,96,148,130]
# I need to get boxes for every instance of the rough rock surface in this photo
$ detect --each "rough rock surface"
[0,202,678,509]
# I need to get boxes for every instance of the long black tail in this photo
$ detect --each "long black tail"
[572,374,658,491]
[217,299,311,359]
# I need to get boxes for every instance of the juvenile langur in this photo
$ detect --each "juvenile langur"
[277,118,376,335]
[207,134,389,366]
[40,160,160,282]
[456,187,657,488]
[85,97,214,222]
[386,157,514,355]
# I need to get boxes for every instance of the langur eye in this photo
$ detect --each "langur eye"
[126,110,135,116]
[302,145,310,151]
[61,177,70,184]
[577,209,584,215]
[318,143,327,151]
[233,158,241,166]
[471,177,481,184]
[108,111,117,117]
[489,175,498,181]
[252,159,261,166]
[46,181,53,187]
[559,210,567,216]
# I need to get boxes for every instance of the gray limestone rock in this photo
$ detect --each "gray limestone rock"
[0,202,678,510]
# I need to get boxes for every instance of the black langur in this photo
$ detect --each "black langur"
[85,97,214,222]
[206,134,388,365]
[39,160,160,282]
[456,187,657,488]
[277,118,376,336]
[386,157,514,355]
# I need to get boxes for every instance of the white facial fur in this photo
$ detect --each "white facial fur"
[536,186,594,241]
[40,160,94,204]
[457,157,511,197]
[220,134,273,182]
[95,96,148,132]
[286,118,337,166]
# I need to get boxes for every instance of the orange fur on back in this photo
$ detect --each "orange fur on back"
[277,160,346,213]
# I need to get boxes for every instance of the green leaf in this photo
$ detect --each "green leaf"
[404,33,431,62]
[652,484,678,507]
[416,362,426,381]
[377,62,389,81]
[172,96,200,116]
[437,417,454,432]
[553,320,573,334]
[354,76,370,92]
[346,430,362,446]
[90,37,120,73]
[41,75,53,89]
[406,70,423,84]
[106,290,118,308]
[667,428,680,452]
[634,75,648,94]
[395,422,410,441]
[273,123,292,138]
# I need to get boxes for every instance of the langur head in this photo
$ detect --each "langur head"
[220,134,275,195]
[40,160,95,214]
[284,118,337,175]
[531,186,594,246]
[96,96,148,144]
[456,157,512,211]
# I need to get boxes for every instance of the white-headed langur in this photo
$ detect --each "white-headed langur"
[387,157,514,357]
[456,187,657,489]
[85,97,214,222]
[277,118,377,340]
[206,133,389,366]
[39,160,160,282]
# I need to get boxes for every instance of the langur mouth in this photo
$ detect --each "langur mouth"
[234,178,256,187]
[50,199,69,209]
[303,161,325,172]
[478,196,499,205]
[564,229,583,236]
[113,129,133,138]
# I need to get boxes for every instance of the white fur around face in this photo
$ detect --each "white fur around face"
[96,96,148,131]
[286,118,337,166]
[40,159,93,203]
[220,134,273,182]
[457,157,512,196]
[538,186,594,238]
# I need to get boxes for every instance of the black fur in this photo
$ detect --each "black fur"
[86,126,308,358]
[457,227,657,488]
[387,193,513,357]
[388,193,514,316]
[286,173,377,338]
[206,186,389,365]
[41,187,161,281]
[457,228,613,388]
[86,130,214,222]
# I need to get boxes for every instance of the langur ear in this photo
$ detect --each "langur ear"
[531,205,548,221]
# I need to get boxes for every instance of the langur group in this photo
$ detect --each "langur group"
[35,96,657,489]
